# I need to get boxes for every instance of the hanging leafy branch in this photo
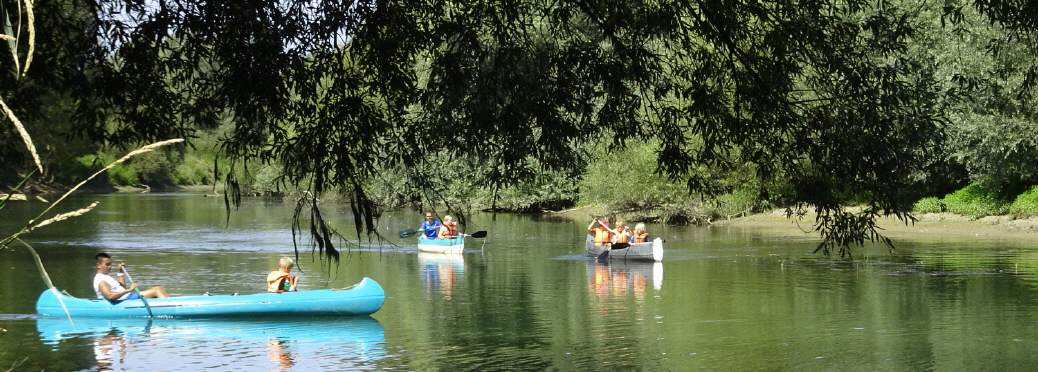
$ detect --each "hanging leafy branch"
[13,0,1038,256]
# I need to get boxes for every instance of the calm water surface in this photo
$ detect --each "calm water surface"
[2,194,1038,371]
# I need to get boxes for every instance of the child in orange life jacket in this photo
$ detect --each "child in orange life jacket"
[267,256,299,292]
[632,223,650,243]
[587,217,613,245]
[438,215,459,239]
[613,220,632,244]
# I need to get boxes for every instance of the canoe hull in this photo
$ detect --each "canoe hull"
[417,236,464,254]
[36,277,385,319]
[585,236,663,262]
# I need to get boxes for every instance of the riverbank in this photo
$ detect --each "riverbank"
[113,184,220,194]
[716,209,1038,243]
[550,204,1038,243]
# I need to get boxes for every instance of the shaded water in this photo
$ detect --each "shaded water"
[2,194,1038,370]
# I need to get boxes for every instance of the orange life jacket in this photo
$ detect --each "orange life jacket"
[615,230,630,244]
[440,222,458,239]
[593,227,612,245]
[633,231,649,243]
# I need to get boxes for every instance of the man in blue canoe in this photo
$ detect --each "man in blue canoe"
[420,211,442,239]
[94,252,169,301]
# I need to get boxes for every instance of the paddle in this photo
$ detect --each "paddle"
[401,228,486,239]
[121,265,154,318]
[399,228,420,238]
[611,242,631,250]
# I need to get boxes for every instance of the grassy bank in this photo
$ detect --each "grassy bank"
[911,182,1038,218]
[715,179,1038,243]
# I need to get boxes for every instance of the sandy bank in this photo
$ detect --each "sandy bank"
[716,210,1038,243]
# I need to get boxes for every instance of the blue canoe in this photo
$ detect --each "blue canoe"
[417,236,464,254]
[36,277,385,318]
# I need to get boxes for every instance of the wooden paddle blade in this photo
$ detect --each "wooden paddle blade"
[399,229,418,238]
[469,230,487,238]
[610,243,631,250]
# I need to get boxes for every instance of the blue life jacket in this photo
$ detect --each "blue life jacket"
[420,219,442,238]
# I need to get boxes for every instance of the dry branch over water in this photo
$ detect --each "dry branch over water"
[0,97,41,173]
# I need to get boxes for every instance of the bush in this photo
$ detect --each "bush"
[578,140,760,224]
[493,174,579,212]
[942,182,1009,218]
[947,112,1038,194]
[703,188,758,218]
[77,153,138,186]
[912,197,944,213]
[249,164,284,195]
[174,156,215,185]
[579,141,698,211]
[132,151,177,187]
[1009,185,1038,217]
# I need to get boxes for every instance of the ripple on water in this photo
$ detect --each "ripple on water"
[0,313,35,321]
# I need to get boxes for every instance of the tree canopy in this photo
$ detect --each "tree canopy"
[3,0,1038,257]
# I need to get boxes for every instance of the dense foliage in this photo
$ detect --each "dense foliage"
[579,140,758,224]
[1009,186,1038,217]
[3,0,1038,257]
[911,197,945,214]
[942,182,1010,218]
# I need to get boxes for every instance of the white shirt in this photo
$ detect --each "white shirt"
[93,273,130,300]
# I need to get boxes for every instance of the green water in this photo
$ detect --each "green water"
[1,194,1037,370]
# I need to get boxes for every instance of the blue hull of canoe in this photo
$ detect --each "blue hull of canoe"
[36,277,385,318]
[417,236,465,254]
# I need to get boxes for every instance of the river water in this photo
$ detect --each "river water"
[1,193,1037,371]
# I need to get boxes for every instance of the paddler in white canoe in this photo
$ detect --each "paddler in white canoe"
[585,217,663,262]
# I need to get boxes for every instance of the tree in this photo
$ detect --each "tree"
[3,0,956,257]
[937,1,1038,195]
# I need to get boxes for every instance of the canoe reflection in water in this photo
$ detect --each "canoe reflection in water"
[38,317,385,370]
[587,261,663,301]
[419,252,465,300]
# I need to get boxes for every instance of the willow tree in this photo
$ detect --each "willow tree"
[5,0,971,257]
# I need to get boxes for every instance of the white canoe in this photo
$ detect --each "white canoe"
[417,236,465,254]
[585,235,663,261]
